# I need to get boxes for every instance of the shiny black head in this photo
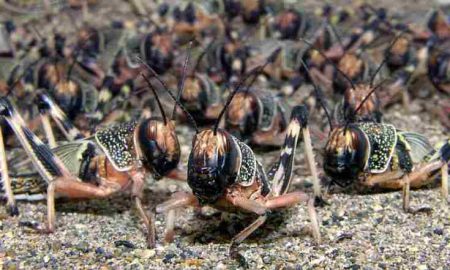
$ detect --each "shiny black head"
[137,118,180,179]
[323,126,369,186]
[187,129,239,204]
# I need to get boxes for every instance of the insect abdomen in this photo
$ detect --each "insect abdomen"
[1,174,47,201]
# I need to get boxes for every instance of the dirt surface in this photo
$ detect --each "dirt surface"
[0,0,449,269]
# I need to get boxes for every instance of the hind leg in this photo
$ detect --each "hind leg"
[0,128,18,216]
[441,163,448,202]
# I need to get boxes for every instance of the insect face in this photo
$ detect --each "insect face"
[323,126,369,186]
[187,129,239,204]
[137,119,180,180]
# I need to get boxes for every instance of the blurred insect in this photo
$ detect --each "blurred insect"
[156,51,322,259]
[272,7,309,40]
[173,41,224,125]
[123,27,174,76]
[222,0,266,25]
[426,9,450,40]
[300,38,384,125]
[171,2,225,44]
[0,51,194,247]
[223,48,295,146]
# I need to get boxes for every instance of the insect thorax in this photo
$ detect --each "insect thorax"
[95,121,138,171]
[357,122,397,173]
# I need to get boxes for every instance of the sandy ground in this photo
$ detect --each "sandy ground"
[0,0,449,269]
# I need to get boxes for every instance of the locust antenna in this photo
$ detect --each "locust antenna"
[299,58,333,130]
[173,42,192,119]
[141,74,168,125]
[138,57,199,133]
[369,32,404,87]
[214,47,281,135]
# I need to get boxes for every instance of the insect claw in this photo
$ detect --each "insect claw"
[7,204,19,216]
[313,196,329,207]
[20,220,53,234]
[228,243,248,267]
[406,206,433,214]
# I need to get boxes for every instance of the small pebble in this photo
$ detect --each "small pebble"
[433,228,444,235]
[114,240,135,249]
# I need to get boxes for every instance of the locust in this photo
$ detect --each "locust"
[155,50,322,259]
[0,53,195,247]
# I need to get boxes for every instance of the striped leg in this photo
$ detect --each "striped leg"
[268,105,322,200]
[0,127,18,215]
[0,97,119,231]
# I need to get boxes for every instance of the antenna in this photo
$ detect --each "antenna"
[138,57,199,133]
[353,79,385,115]
[161,76,199,133]
[343,79,386,132]
[191,39,215,76]
[213,47,281,135]
[141,74,168,125]
[369,32,405,87]
[243,47,281,95]
[300,38,357,90]
[299,58,333,130]
[173,42,192,119]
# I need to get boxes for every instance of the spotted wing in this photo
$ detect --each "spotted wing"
[358,122,397,173]
[232,136,257,187]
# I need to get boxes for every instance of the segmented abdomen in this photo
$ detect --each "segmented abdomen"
[1,174,47,201]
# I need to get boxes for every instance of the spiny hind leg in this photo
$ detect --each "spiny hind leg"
[0,128,18,216]
[269,106,323,202]
[40,113,57,148]
[401,161,446,213]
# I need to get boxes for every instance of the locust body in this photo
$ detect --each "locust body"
[0,71,186,247]
[225,88,289,146]
[323,121,449,212]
